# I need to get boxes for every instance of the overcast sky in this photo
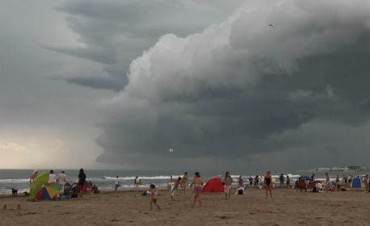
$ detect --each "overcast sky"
[1,0,370,172]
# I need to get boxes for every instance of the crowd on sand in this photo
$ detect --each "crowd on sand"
[24,169,370,210]
[28,168,99,200]
[128,171,370,210]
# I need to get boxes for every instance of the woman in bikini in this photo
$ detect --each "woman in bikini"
[264,171,272,198]
[190,172,203,207]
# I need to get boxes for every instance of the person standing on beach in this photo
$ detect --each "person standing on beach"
[264,171,272,198]
[58,171,67,185]
[249,176,253,188]
[311,173,315,182]
[254,175,259,188]
[48,170,57,184]
[78,168,86,198]
[29,170,38,184]
[114,176,120,192]
[181,172,189,194]
[190,172,203,208]
[279,174,285,187]
[325,172,330,191]
[58,171,67,196]
[286,175,290,188]
[149,184,160,210]
[223,171,233,200]
[134,176,140,190]
[364,174,369,193]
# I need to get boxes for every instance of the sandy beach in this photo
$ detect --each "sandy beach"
[1,188,370,226]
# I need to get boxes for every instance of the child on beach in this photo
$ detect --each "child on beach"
[149,184,160,210]
[190,172,203,208]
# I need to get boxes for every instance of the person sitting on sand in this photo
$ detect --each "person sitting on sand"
[149,184,160,210]
[171,177,182,200]
[190,172,204,208]
[236,175,244,195]
[264,171,272,198]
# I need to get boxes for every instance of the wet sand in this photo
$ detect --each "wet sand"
[1,188,370,226]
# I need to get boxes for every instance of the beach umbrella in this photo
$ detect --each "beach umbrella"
[30,172,49,199]
[36,183,62,200]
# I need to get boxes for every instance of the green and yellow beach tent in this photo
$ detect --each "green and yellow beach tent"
[29,172,49,199]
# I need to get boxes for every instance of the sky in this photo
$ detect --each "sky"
[1,0,370,172]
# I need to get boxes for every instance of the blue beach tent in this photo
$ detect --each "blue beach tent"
[352,178,362,189]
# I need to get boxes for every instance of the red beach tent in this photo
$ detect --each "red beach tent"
[203,177,224,193]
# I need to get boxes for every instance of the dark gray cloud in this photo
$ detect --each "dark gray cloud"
[47,0,237,91]
[96,0,370,170]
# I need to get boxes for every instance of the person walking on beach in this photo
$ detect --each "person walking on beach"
[264,171,272,198]
[114,176,120,192]
[78,168,87,198]
[149,184,160,210]
[223,171,233,200]
[190,172,203,208]
[170,177,182,200]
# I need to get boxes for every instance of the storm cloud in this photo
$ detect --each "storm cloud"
[49,0,239,91]
[95,0,370,170]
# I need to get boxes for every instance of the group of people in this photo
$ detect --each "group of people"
[148,171,200,209]
[147,170,275,210]
[167,172,189,200]
[246,174,291,189]
[29,168,97,200]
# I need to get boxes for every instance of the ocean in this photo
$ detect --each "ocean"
[0,169,366,195]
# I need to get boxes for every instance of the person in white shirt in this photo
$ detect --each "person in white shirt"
[48,170,57,184]
[57,171,67,197]
[58,171,67,185]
